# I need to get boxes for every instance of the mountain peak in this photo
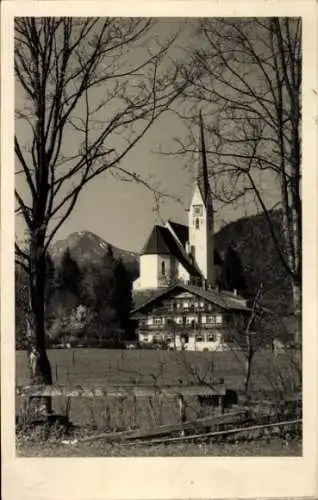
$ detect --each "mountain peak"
[51,230,139,268]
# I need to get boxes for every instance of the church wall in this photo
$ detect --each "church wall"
[135,254,160,289]
[177,261,189,284]
[156,254,174,287]
[133,254,177,290]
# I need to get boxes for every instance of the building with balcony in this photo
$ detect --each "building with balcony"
[131,282,251,352]
[131,112,251,351]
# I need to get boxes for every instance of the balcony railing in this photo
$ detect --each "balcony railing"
[137,323,225,331]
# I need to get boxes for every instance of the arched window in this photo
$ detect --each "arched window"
[161,261,165,276]
[195,218,200,229]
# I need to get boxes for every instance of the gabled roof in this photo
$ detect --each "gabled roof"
[141,225,171,255]
[166,220,188,247]
[132,288,164,309]
[143,220,223,270]
[141,225,202,278]
[131,283,251,316]
[166,220,222,266]
[132,287,168,311]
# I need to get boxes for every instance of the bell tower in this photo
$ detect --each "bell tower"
[188,112,215,286]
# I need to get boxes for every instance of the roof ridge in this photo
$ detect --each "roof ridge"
[131,282,251,314]
[141,225,171,256]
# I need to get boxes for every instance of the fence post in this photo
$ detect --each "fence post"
[177,394,186,436]
[218,394,224,415]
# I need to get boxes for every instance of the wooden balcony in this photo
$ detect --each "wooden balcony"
[137,323,225,332]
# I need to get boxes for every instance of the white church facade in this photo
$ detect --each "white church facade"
[132,114,251,352]
[133,112,222,292]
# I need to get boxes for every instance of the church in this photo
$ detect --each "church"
[131,113,251,351]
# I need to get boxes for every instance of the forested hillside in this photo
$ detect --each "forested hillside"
[215,210,292,314]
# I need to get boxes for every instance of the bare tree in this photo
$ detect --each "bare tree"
[15,17,186,397]
[175,18,301,318]
[227,281,300,397]
[227,284,265,395]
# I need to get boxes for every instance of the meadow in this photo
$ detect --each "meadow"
[16,348,300,428]
[16,347,300,390]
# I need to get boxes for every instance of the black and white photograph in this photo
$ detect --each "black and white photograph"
[1,1,317,499]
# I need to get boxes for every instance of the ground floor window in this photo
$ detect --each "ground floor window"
[195,334,203,342]
[207,333,217,342]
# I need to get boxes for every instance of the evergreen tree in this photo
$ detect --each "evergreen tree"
[55,247,82,298]
[106,243,114,261]
[81,254,118,346]
[113,258,133,338]
[47,248,83,343]
[223,243,247,297]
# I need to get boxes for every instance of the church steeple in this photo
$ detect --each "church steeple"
[188,111,216,287]
[197,111,212,208]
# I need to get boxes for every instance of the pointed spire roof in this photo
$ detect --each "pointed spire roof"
[141,225,171,255]
[140,225,202,278]
[197,111,211,206]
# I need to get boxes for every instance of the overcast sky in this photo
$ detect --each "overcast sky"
[15,18,279,253]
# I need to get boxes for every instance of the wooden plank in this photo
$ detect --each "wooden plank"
[73,409,249,444]
[119,418,302,447]
[16,383,226,398]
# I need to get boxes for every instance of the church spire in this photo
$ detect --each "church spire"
[188,111,216,287]
[197,111,211,206]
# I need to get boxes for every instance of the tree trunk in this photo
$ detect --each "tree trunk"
[243,337,254,395]
[291,278,301,346]
[292,280,301,313]
[26,236,53,416]
[27,345,53,415]
[26,302,53,416]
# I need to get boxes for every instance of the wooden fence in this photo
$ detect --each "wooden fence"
[16,382,227,427]
[16,383,302,445]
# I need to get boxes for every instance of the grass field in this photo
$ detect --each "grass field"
[16,347,300,389]
[16,348,300,428]
[16,348,301,456]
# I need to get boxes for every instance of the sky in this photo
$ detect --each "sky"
[15,18,280,254]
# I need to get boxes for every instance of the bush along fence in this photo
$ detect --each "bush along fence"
[15,381,302,447]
